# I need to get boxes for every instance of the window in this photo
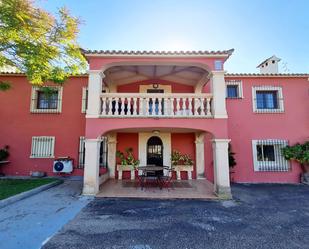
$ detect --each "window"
[37,90,58,109]
[214,60,223,70]
[78,136,108,168]
[81,87,88,113]
[257,144,275,161]
[30,136,55,158]
[252,140,290,172]
[226,80,243,98]
[256,91,278,109]
[227,85,239,98]
[252,86,284,113]
[30,86,63,113]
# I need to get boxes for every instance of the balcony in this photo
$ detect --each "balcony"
[100,93,213,118]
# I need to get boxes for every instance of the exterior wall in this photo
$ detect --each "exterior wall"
[204,132,214,182]
[225,76,309,183]
[171,133,195,179]
[0,75,87,176]
[115,133,139,179]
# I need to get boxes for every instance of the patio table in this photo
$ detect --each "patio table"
[137,166,164,189]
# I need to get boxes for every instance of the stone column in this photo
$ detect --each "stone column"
[83,139,101,195]
[87,70,104,117]
[212,139,232,198]
[107,133,117,178]
[210,71,227,118]
[195,132,205,179]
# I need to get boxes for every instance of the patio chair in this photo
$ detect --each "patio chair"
[137,165,157,190]
[159,166,174,190]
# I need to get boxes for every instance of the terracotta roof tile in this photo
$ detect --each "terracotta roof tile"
[225,73,309,77]
[81,49,235,56]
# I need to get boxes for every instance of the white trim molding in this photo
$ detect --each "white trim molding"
[30,86,63,113]
[252,85,284,113]
[226,80,243,98]
[252,139,290,172]
[138,132,171,174]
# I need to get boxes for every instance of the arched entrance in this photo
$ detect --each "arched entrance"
[147,136,163,166]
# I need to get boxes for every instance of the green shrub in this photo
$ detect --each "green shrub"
[0,145,9,161]
[282,141,309,171]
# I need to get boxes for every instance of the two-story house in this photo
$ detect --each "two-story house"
[0,50,308,197]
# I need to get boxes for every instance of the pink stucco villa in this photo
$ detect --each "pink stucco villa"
[0,49,308,198]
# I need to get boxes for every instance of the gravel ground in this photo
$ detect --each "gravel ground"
[41,184,309,249]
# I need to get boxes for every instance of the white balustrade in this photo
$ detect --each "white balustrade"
[100,93,213,118]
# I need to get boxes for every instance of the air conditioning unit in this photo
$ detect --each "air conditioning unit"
[53,157,73,173]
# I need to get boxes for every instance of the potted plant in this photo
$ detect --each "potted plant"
[171,150,194,172]
[116,147,140,172]
[282,141,309,184]
[228,145,237,183]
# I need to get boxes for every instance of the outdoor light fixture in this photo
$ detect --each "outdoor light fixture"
[152,130,160,135]
[153,83,159,89]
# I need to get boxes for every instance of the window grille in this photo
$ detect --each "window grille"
[252,86,284,113]
[30,136,55,158]
[78,136,108,168]
[78,136,86,168]
[30,86,63,113]
[99,137,108,167]
[81,87,88,113]
[226,80,243,98]
[252,139,290,172]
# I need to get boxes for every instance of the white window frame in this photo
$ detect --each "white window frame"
[81,87,88,113]
[30,136,55,158]
[252,139,290,172]
[214,60,223,70]
[226,80,243,98]
[252,86,284,113]
[30,86,63,113]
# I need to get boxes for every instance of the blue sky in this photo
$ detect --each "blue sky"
[39,0,309,73]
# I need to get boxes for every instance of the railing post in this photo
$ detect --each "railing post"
[139,97,144,116]
[133,97,137,116]
[206,97,211,116]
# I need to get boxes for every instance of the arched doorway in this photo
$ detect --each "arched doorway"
[147,136,163,166]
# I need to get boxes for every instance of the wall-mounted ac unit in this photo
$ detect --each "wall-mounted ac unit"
[53,157,73,173]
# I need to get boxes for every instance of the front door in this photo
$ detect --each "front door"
[147,136,163,166]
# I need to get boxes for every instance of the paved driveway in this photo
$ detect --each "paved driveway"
[42,184,309,249]
[0,180,91,249]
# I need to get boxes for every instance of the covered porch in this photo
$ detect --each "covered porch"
[83,127,232,199]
